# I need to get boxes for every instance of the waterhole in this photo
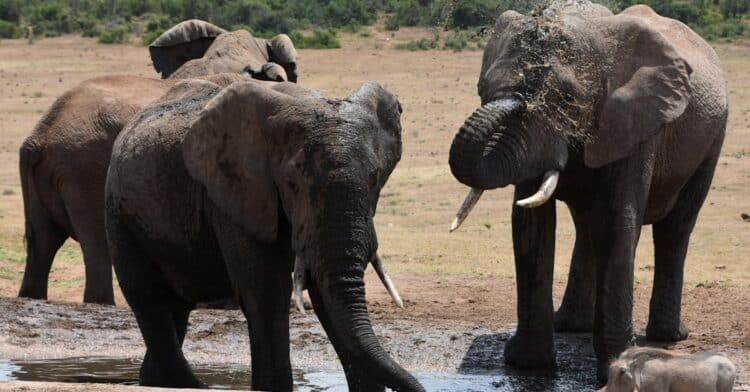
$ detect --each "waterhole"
[0,352,596,391]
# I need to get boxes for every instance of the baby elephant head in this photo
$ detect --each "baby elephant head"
[181,81,422,391]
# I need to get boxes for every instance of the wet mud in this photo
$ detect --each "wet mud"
[0,298,745,391]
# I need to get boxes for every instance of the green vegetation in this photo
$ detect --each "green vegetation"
[396,34,440,50]
[0,0,746,46]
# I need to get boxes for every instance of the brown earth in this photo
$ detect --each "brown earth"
[0,28,748,390]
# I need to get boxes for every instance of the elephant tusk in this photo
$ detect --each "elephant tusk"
[450,188,484,232]
[515,170,560,208]
[293,256,306,315]
[372,254,404,309]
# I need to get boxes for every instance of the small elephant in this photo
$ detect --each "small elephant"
[601,347,736,392]
[104,79,423,391]
[149,19,298,82]
[447,0,727,382]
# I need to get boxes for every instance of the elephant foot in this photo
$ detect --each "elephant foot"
[596,359,610,387]
[18,285,48,301]
[553,307,594,333]
[503,330,556,369]
[646,319,689,342]
[139,355,203,388]
[83,290,115,306]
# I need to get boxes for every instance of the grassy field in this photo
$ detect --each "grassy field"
[0,28,748,306]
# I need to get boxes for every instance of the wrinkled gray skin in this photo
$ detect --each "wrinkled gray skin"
[17,34,290,305]
[149,19,298,82]
[104,80,424,392]
[600,347,736,392]
[448,1,727,384]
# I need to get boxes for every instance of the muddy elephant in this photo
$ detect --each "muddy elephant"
[447,1,727,382]
[149,19,298,82]
[16,58,292,305]
[601,347,736,392]
[104,79,423,392]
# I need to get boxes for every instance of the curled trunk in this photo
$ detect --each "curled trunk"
[449,98,527,189]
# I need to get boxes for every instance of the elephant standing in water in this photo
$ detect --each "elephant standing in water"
[18,19,297,304]
[104,79,423,391]
[448,1,727,382]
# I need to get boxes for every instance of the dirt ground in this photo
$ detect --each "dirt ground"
[0,27,749,390]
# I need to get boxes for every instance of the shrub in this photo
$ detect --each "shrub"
[395,34,439,51]
[384,16,400,31]
[0,19,20,38]
[98,26,128,44]
[444,31,468,51]
[141,28,164,46]
[288,29,341,49]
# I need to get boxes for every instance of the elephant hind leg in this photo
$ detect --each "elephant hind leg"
[647,138,723,342]
[18,167,68,300]
[555,208,596,333]
[106,210,199,388]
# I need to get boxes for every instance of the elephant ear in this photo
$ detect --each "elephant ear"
[149,19,226,79]
[345,82,403,185]
[585,18,692,168]
[182,82,294,242]
[267,34,299,83]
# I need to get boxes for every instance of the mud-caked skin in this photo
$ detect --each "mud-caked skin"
[448,1,727,384]
[105,79,424,392]
[18,19,297,306]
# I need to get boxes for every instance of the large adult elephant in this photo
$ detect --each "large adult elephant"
[149,19,298,82]
[104,79,423,392]
[17,19,298,305]
[447,1,727,383]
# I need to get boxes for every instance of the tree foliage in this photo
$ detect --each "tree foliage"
[0,0,746,43]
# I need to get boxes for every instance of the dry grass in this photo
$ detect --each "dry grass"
[0,31,748,305]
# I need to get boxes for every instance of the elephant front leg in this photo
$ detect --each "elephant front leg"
[555,208,596,333]
[504,182,557,369]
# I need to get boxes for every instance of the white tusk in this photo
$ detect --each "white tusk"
[450,188,484,232]
[515,170,560,208]
[372,254,404,309]
[293,256,306,315]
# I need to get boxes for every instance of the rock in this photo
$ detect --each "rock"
[741,213,750,222]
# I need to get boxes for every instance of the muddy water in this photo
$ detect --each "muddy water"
[0,330,596,391]
[0,298,599,391]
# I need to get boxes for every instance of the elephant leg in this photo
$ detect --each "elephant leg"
[555,207,596,332]
[18,188,67,300]
[213,220,293,392]
[307,284,385,392]
[647,138,722,342]
[504,180,557,369]
[62,186,114,305]
[107,212,200,388]
[590,149,653,384]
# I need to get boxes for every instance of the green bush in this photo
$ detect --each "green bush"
[0,19,20,38]
[443,31,468,51]
[288,29,341,49]
[141,28,164,46]
[384,15,400,31]
[98,26,128,44]
[395,34,439,51]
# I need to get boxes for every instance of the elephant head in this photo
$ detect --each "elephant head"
[181,81,422,391]
[243,62,288,82]
[448,2,692,228]
[150,21,298,82]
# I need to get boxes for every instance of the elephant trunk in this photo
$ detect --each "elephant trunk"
[449,97,527,190]
[310,231,424,392]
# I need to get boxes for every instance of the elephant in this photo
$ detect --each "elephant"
[447,0,727,383]
[600,347,736,392]
[104,78,424,392]
[17,61,291,304]
[149,19,298,82]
